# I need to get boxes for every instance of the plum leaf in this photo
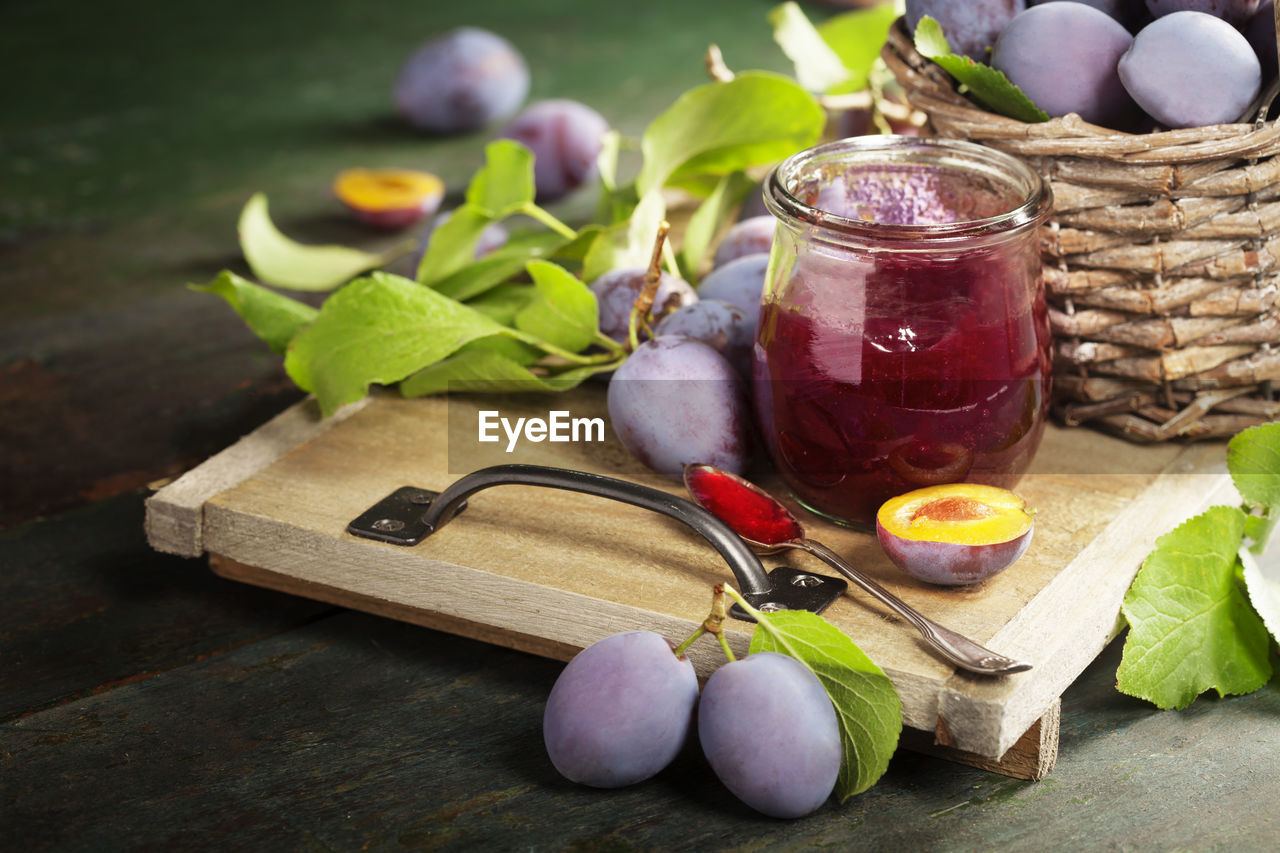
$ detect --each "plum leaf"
[768,2,895,96]
[816,3,898,95]
[679,172,753,280]
[463,283,537,327]
[581,188,668,283]
[191,270,317,354]
[416,204,500,286]
[400,346,614,397]
[239,193,413,292]
[465,139,536,217]
[514,260,601,353]
[769,2,853,93]
[636,72,824,197]
[747,608,902,800]
[431,231,566,302]
[1228,422,1280,513]
[914,16,1049,124]
[1117,505,1272,710]
[284,271,517,415]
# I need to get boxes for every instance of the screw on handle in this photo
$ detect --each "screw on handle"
[419,464,773,599]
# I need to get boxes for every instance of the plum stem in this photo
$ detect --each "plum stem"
[626,220,671,352]
[673,583,737,662]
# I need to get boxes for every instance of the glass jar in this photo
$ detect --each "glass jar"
[754,136,1053,527]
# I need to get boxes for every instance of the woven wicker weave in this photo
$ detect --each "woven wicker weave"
[882,19,1280,442]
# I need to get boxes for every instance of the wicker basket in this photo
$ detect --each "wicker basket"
[882,19,1280,442]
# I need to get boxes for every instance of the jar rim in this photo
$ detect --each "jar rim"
[764,136,1052,243]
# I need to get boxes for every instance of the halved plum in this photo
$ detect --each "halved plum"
[333,168,444,230]
[876,484,1034,586]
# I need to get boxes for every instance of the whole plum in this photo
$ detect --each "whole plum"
[589,268,696,344]
[992,4,1140,129]
[653,299,755,378]
[543,631,698,788]
[713,216,776,268]
[496,99,610,201]
[698,652,841,819]
[1119,11,1261,127]
[905,0,1027,61]
[1146,0,1261,25]
[394,28,529,133]
[607,337,753,477]
[697,254,769,330]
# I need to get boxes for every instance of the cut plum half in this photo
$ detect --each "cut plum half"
[876,484,1034,586]
[334,168,444,230]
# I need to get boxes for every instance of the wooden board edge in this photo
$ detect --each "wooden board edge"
[910,699,1059,782]
[210,554,583,662]
[934,445,1234,759]
[144,396,370,557]
[210,552,1057,781]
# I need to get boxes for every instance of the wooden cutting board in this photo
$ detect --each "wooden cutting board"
[145,387,1234,781]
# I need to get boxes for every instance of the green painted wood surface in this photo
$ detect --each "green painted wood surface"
[3,491,1279,849]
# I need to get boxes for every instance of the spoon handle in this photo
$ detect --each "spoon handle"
[796,539,1032,676]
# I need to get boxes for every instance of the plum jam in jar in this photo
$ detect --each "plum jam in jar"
[754,136,1053,527]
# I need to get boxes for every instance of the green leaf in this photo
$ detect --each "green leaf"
[748,609,902,799]
[679,172,753,280]
[514,260,601,353]
[456,334,543,366]
[914,17,1049,124]
[466,139,536,216]
[817,3,898,94]
[769,2,852,93]
[465,283,536,326]
[580,188,667,283]
[416,204,497,286]
[636,72,825,196]
[432,231,566,302]
[1117,505,1272,710]
[238,193,411,292]
[597,129,622,193]
[191,270,317,354]
[581,222,626,285]
[551,224,608,264]
[400,347,615,397]
[1228,422,1280,511]
[284,271,514,416]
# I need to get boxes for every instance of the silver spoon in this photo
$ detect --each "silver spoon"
[682,463,1032,677]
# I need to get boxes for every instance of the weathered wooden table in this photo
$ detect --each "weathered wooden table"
[4,0,1279,848]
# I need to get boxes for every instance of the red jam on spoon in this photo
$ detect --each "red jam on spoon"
[683,464,803,547]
